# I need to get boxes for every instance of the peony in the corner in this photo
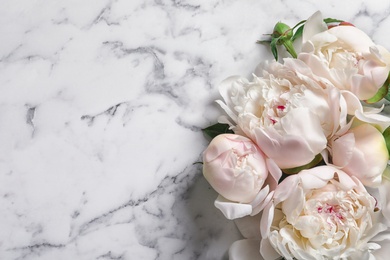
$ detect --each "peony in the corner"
[299,11,390,101]
[260,166,390,260]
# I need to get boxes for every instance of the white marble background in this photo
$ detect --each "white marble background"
[1,0,390,259]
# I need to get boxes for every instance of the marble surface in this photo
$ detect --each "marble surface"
[1,0,390,259]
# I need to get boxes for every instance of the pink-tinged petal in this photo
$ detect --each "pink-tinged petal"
[328,26,374,52]
[216,76,244,123]
[302,11,328,43]
[260,202,274,239]
[252,190,274,215]
[332,132,355,168]
[294,216,320,238]
[214,195,252,220]
[273,175,299,204]
[341,90,363,115]
[283,186,304,224]
[283,57,318,77]
[340,124,388,187]
[351,74,379,100]
[334,170,360,191]
[280,108,327,152]
[341,90,390,131]
[329,86,348,136]
[298,53,336,84]
[250,186,271,216]
[254,108,327,169]
[369,65,388,89]
[355,109,390,133]
[254,126,314,169]
[299,166,336,190]
[229,239,263,260]
[265,158,282,190]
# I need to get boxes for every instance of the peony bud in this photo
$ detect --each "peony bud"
[203,134,268,203]
[272,22,293,39]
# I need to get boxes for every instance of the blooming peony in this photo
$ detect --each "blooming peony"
[217,59,347,169]
[260,166,389,260]
[299,11,390,101]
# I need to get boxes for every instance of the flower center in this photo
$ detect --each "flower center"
[317,203,344,223]
[231,148,248,167]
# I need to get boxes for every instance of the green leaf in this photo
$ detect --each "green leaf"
[366,74,390,103]
[282,153,323,174]
[202,123,233,139]
[291,20,306,30]
[256,39,272,44]
[270,38,279,61]
[383,126,390,158]
[323,18,344,24]
[283,40,297,58]
[291,24,304,42]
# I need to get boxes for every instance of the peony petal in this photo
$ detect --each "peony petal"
[342,90,364,115]
[229,239,263,260]
[265,158,282,190]
[332,132,355,168]
[273,175,299,204]
[250,186,271,215]
[298,53,341,88]
[254,108,327,169]
[214,195,253,219]
[260,202,274,239]
[299,166,336,190]
[328,26,374,53]
[302,11,328,43]
[340,124,388,187]
[283,187,304,224]
[341,90,390,132]
[280,108,327,153]
[294,215,320,238]
[217,76,244,124]
[355,109,390,132]
[351,74,379,101]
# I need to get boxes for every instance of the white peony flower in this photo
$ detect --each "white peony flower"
[217,59,347,169]
[299,11,390,101]
[260,166,389,260]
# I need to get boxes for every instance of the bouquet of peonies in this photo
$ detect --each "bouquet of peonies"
[202,11,390,260]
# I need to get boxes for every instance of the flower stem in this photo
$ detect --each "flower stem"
[283,40,297,58]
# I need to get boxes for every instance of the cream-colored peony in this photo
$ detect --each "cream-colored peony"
[299,11,390,101]
[218,59,347,169]
[203,134,280,219]
[259,166,389,260]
